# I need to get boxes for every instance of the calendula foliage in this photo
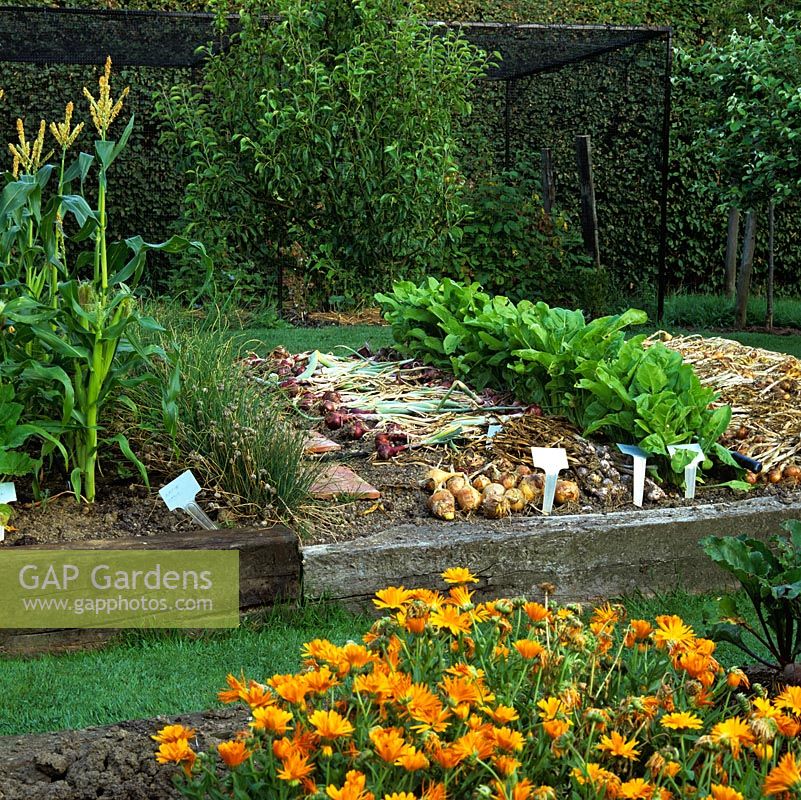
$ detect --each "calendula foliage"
[376,278,733,478]
[156,570,801,799]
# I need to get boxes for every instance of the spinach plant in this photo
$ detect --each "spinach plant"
[702,521,801,669]
[376,277,733,481]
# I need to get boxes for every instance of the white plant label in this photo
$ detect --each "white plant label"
[530,447,568,516]
[616,444,648,507]
[0,481,17,543]
[159,470,217,530]
[667,443,705,500]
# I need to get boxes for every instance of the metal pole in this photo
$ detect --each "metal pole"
[656,29,672,324]
[504,78,512,170]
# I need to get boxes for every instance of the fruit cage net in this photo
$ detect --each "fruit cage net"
[0,7,671,315]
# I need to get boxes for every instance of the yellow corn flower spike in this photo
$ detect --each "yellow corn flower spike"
[50,101,85,150]
[8,118,54,178]
[83,56,129,138]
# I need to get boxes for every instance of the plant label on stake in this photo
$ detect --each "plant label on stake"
[0,482,17,542]
[616,444,648,507]
[530,447,568,515]
[159,471,218,530]
[667,444,705,500]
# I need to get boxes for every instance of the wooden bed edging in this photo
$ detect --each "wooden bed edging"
[0,526,299,657]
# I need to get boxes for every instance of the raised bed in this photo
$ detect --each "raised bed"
[302,495,801,610]
[0,526,299,657]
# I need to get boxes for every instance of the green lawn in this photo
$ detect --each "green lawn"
[237,321,801,359]
[0,602,371,736]
[238,323,395,356]
[1,588,769,736]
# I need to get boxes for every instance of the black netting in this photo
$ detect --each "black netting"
[0,7,670,311]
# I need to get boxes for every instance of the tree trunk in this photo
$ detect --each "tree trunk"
[735,210,757,328]
[725,207,740,298]
[766,199,775,330]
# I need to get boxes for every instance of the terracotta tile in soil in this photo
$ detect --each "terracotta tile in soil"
[311,464,380,500]
[304,431,342,454]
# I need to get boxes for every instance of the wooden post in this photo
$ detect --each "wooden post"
[540,148,556,214]
[766,199,775,330]
[575,135,601,269]
[725,207,740,299]
[735,210,757,328]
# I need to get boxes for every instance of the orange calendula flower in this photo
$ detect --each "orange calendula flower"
[277,750,315,783]
[726,667,749,689]
[441,567,479,585]
[523,601,549,622]
[571,763,621,797]
[597,730,641,761]
[302,638,343,665]
[327,769,374,800]
[396,746,429,771]
[486,704,520,724]
[653,615,695,649]
[513,638,544,659]
[764,752,801,796]
[591,603,622,626]
[493,755,522,777]
[709,716,754,758]
[703,784,744,800]
[661,711,703,730]
[370,727,410,763]
[775,685,801,715]
[251,705,293,735]
[618,778,653,799]
[152,723,196,743]
[374,586,414,610]
[430,605,473,635]
[309,709,355,739]
[453,729,495,760]
[270,674,310,705]
[493,726,525,752]
[624,619,654,647]
[537,697,563,720]
[305,665,340,695]
[421,783,447,800]
[448,585,475,608]
[384,794,417,800]
[155,738,196,775]
[338,643,374,673]
[542,718,571,740]
[217,740,251,768]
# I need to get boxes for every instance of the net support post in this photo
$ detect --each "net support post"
[575,134,601,270]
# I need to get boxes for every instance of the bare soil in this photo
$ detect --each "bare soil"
[0,708,248,800]
[3,456,800,548]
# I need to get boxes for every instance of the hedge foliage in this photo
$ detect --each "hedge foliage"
[3,0,799,303]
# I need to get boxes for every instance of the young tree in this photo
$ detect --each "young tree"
[687,12,801,327]
[162,0,486,307]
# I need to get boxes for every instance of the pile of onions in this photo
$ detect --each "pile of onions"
[422,464,580,521]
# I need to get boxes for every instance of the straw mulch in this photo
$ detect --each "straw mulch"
[646,331,801,471]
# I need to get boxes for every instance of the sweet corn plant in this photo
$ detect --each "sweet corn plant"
[0,59,209,501]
